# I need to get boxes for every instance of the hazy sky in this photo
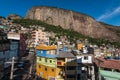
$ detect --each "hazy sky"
[0,0,120,26]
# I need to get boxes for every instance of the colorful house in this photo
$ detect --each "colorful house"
[35,43,95,80]
[77,43,83,50]
[56,51,76,80]
[36,45,57,80]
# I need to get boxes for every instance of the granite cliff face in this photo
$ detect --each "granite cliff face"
[25,6,120,41]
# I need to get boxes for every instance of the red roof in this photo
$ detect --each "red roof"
[95,58,120,70]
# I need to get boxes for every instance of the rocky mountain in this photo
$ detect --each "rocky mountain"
[7,14,22,20]
[25,6,120,42]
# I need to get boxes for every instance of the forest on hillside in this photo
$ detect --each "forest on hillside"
[13,19,120,48]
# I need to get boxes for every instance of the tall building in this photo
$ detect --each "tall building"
[32,29,49,47]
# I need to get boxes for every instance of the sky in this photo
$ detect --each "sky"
[0,0,120,26]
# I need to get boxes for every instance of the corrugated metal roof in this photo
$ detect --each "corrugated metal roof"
[57,51,75,58]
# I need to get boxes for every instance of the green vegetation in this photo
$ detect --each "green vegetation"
[13,19,120,48]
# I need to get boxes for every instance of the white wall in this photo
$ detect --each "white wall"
[77,55,92,63]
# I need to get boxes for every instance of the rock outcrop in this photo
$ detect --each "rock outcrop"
[8,14,22,20]
[25,6,120,41]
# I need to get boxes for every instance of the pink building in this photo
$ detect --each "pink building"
[32,29,49,47]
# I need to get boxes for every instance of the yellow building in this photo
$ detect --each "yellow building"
[77,43,83,50]
[36,63,57,80]
[36,45,57,80]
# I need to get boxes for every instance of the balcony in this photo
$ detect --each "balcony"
[57,60,65,66]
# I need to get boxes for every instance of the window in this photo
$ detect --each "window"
[84,56,88,60]
[39,58,41,61]
[47,51,49,54]
[45,67,47,71]
[50,60,52,63]
[57,61,62,65]
[41,51,43,54]
[49,50,51,54]
[52,69,54,72]
[45,58,47,62]
[39,65,41,68]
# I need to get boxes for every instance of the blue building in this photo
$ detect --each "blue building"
[9,40,19,59]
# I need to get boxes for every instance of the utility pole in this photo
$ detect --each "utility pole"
[29,64,32,78]
[10,57,15,80]
[28,47,35,79]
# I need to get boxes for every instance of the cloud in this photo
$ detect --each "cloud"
[97,6,120,21]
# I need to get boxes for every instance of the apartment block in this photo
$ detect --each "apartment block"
[32,29,49,47]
